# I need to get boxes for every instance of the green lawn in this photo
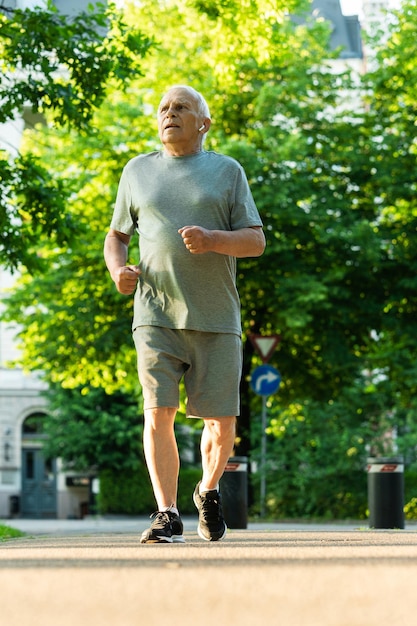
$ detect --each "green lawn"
[0,523,25,541]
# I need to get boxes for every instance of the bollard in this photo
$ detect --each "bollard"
[219,456,248,529]
[367,457,405,529]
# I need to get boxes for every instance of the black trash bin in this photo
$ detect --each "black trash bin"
[367,457,405,529]
[219,456,248,529]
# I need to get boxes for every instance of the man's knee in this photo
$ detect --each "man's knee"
[144,407,177,430]
[204,416,236,439]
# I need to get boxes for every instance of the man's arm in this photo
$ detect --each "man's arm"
[104,229,141,295]
[178,225,265,258]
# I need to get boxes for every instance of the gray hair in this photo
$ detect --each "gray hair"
[167,85,211,119]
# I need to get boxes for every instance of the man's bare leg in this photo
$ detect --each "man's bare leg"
[200,416,236,490]
[140,406,185,543]
[194,416,236,541]
[143,406,179,510]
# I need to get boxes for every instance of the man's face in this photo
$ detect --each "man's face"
[157,88,203,154]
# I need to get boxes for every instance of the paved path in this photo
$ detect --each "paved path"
[1,519,417,626]
[3,516,367,535]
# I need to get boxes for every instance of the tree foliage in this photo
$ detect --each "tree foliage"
[3,0,337,393]
[42,384,143,472]
[3,0,417,516]
[359,0,417,431]
[0,0,152,272]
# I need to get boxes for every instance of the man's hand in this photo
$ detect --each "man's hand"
[178,224,265,258]
[178,225,213,254]
[104,229,141,295]
[113,265,141,295]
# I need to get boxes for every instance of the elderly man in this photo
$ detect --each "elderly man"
[104,85,265,543]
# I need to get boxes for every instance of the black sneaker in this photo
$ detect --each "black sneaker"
[193,482,227,542]
[140,510,185,544]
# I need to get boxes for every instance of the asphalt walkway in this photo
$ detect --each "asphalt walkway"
[3,515,367,535]
[1,518,417,626]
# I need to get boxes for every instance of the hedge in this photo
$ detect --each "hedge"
[97,465,202,515]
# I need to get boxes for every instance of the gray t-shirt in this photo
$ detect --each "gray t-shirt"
[110,150,263,335]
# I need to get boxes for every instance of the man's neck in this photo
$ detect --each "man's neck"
[162,142,203,157]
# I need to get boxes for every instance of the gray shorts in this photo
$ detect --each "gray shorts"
[133,326,242,418]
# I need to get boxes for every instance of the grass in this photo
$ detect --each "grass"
[0,523,25,541]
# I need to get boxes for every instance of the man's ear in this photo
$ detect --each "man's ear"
[199,118,211,133]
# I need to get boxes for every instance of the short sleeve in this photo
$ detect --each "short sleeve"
[109,166,137,236]
[230,163,263,231]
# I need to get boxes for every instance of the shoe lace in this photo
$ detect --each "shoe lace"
[201,494,222,524]
[150,511,171,529]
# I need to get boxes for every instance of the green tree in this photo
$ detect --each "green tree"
[248,0,417,516]
[5,0,417,518]
[359,0,417,459]
[2,96,149,394]
[0,0,152,272]
[42,385,143,472]
[4,0,329,398]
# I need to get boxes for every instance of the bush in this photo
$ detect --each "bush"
[249,396,374,520]
[97,465,202,515]
[98,465,155,515]
[404,469,417,520]
[250,468,368,520]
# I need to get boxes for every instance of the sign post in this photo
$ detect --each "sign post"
[260,396,267,518]
[250,364,281,517]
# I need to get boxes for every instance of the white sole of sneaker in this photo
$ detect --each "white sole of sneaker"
[140,532,186,544]
[140,530,174,543]
[197,524,227,542]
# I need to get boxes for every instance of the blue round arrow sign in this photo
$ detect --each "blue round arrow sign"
[250,364,281,396]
